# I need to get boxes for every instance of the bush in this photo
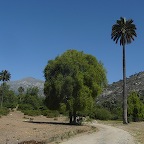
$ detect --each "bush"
[42,109,59,118]
[128,91,144,122]
[59,103,67,114]
[110,107,122,120]
[22,110,41,116]
[0,108,9,116]
[90,107,112,120]
[18,104,34,111]
[3,102,17,109]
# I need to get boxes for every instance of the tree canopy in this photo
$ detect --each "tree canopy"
[44,50,107,123]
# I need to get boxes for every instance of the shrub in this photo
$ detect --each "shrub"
[18,104,33,111]
[128,91,144,122]
[22,110,41,116]
[42,109,59,118]
[90,107,112,120]
[0,108,9,116]
[59,103,67,114]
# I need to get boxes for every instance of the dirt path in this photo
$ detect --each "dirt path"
[61,122,135,144]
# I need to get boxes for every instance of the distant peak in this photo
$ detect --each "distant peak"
[9,77,44,83]
[22,77,37,81]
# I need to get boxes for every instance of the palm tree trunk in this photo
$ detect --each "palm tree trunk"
[123,44,128,124]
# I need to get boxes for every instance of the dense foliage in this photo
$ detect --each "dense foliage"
[128,92,144,122]
[99,99,122,120]
[0,83,17,116]
[0,81,59,117]
[44,50,107,123]
[18,87,44,114]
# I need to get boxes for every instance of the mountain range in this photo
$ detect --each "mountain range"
[7,71,144,101]
[8,77,45,97]
[97,71,144,104]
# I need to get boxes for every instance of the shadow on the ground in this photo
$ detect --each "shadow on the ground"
[24,120,81,126]
[18,140,45,144]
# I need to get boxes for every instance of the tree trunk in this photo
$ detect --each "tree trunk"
[69,111,73,124]
[73,111,77,124]
[123,44,128,124]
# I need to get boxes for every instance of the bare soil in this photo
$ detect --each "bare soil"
[0,111,92,144]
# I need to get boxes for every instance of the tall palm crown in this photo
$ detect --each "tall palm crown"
[0,70,11,83]
[111,17,137,45]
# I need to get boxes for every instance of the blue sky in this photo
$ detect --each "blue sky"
[0,0,143,84]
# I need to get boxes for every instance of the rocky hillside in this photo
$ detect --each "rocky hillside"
[97,71,144,103]
[7,77,45,97]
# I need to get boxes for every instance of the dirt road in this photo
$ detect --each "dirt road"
[61,122,135,144]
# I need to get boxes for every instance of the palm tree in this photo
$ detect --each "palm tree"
[0,70,11,108]
[111,17,137,124]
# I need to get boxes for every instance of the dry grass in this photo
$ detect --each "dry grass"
[98,120,144,144]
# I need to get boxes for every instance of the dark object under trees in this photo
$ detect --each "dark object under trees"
[0,70,11,108]
[111,17,137,124]
[44,50,107,124]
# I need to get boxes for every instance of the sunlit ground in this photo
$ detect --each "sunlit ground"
[98,120,144,144]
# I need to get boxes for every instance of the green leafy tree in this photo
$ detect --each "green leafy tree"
[19,87,42,111]
[0,70,11,108]
[44,50,107,124]
[128,92,144,122]
[111,17,137,124]
[18,86,24,94]
[3,84,18,108]
[15,86,25,110]
[26,86,39,96]
[18,86,25,102]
